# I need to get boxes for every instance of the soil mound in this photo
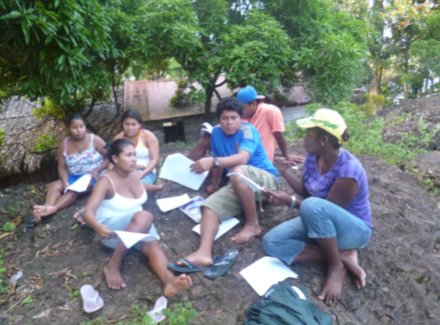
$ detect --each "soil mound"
[0,141,439,325]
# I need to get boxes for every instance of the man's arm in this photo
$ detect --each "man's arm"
[274,131,288,159]
[190,150,250,173]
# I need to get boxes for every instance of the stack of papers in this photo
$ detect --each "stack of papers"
[240,256,298,296]
[179,195,204,223]
[156,194,191,212]
[159,153,208,190]
[227,172,266,193]
[114,230,160,249]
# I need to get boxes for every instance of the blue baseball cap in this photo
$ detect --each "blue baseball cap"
[237,86,259,104]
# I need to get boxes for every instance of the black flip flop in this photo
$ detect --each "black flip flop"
[25,215,37,229]
[25,215,53,229]
[204,249,239,280]
[167,258,209,273]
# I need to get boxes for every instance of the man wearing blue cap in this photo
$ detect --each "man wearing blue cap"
[236,86,303,164]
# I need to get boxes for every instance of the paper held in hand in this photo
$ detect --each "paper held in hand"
[114,230,160,249]
[227,172,267,193]
[65,174,92,193]
[159,153,208,190]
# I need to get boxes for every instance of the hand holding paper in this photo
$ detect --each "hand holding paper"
[159,153,208,190]
[227,172,266,193]
[65,174,92,193]
[115,230,160,249]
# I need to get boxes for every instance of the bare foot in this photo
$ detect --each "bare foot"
[163,274,193,298]
[341,250,366,289]
[318,261,346,305]
[231,224,261,244]
[32,205,57,222]
[103,265,126,290]
[177,250,213,267]
[73,209,86,225]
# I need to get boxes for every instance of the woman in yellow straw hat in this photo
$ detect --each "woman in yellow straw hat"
[263,108,372,305]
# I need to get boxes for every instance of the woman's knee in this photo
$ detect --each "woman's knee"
[48,180,64,192]
[299,197,326,222]
[132,210,154,226]
[262,230,279,256]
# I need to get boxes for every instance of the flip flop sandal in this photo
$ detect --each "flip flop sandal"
[25,215,37,229]
[204,249,239,280]
[25,215,53,229]
[167,258,209,273]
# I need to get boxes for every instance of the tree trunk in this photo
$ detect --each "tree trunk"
[204,85,214,118]
[370,65,383,95]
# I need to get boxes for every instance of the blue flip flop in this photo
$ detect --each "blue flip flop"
[167,258,208,273]
[204,249,239,280]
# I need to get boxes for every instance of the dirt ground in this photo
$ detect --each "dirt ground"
[1,100,440,324]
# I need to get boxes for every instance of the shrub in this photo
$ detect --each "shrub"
[33,133,58,153]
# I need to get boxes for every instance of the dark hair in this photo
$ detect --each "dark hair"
[316,128,350,149]
[216,96,243,118]
[65,113,84,127]
[121,109,143,128]
[107,139,133,163]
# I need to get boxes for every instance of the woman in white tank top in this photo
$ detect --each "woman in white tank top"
[113,109,159,184]
[83,139,192,297]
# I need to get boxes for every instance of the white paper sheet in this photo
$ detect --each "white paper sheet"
[179,195,205,223]
[192,217,239,240]
[114,230,160,249]
[65,174,92,193]
[227,172,267,193]
[159,153,208,190]
[240,256,298,296]
[156,194,191,212]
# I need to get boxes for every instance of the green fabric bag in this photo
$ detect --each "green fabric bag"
[245,282,333,325]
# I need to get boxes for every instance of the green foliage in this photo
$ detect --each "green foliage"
[171,81,205,108]
[335,102,423,166]
[32,98,65,120]
[80,303,198,325]
[262,0,367,105]
[0,256,7,296]
[33,133,58,153]
[117,303,197,325]
[2,222,16,233]
[0,0,113,111]
[163,302,198,325]
[359,93,386,115]
[20,295,33,306]
[220,10,296,93]
[290,102,426,166]
[65,285,81,299]
[0,129,4,146]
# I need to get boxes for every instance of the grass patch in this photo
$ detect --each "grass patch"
[287,102,432,167]
[81,302,198,325]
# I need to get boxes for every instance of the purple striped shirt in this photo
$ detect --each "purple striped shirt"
[303,149,372,227]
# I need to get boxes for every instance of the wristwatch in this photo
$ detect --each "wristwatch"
[213,157,221,167]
